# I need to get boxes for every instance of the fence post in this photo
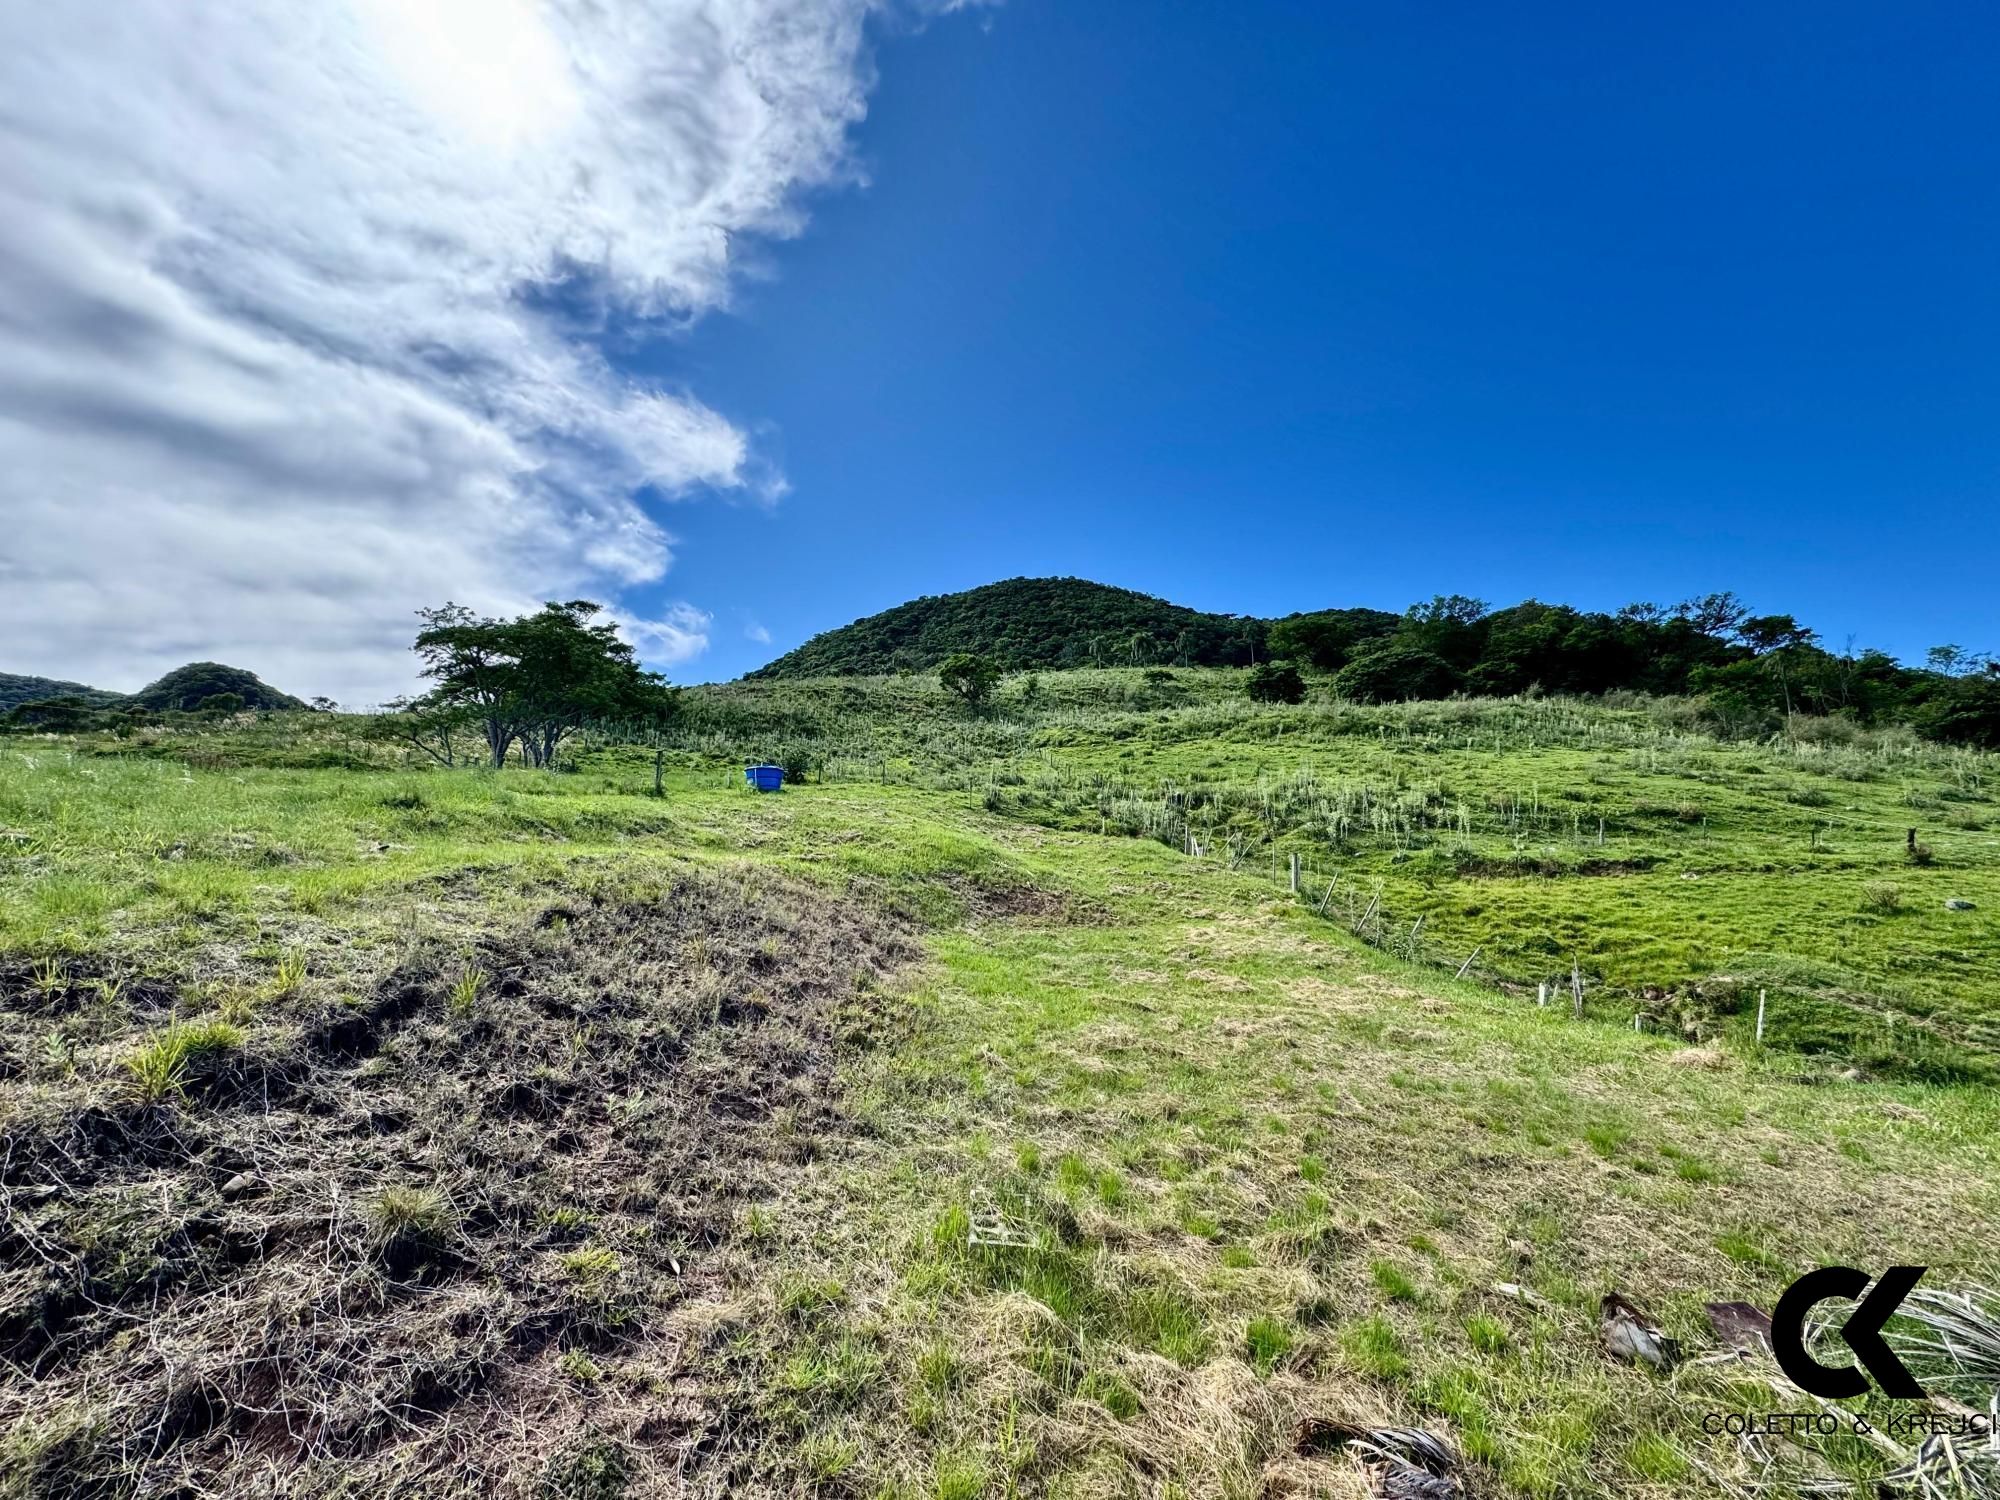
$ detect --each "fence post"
[1755,989,1767,1045]
[1537,981,1548,1009]
[1289,852,1300,893]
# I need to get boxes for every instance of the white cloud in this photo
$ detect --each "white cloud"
[0,0,917,703]
[745,621,775,645]
[619,604,716,668]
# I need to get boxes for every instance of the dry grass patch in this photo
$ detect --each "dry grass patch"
[0,869,912,1497]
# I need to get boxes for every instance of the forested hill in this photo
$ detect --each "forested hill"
[745,577,1999,745]
[3,661,304,725]
[745,577,1273,677]
[0,673,122,713]
[127,662,305,713]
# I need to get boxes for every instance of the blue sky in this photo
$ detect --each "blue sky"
[637,0,1997,682]
[6,0,1993,700]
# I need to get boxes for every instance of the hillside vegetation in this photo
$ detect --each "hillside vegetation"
[747,577,1270,676]
[2,661,303,726]
[747,578,2000,751]
[0,674,123,714]
[3,669,1996,1498]
[125,661,304,714]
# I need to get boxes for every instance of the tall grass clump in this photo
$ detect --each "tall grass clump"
[123,1019,243,1103]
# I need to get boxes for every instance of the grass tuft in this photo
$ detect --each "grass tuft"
[122,1019,242,1103]
[449,964,486,1015]
[1243,1314,1294,1374]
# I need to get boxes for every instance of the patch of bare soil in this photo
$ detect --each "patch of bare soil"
[866,869,1101,928]
[947,874,1092,924]
[0,871,912,1497]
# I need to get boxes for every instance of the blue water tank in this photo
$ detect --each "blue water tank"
[746,764,785,792]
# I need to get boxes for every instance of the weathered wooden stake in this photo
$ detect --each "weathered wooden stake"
[1289,852,1300,893]
[652,745,665,799]
[1571,959,1584,1020]
[1537,981,1548,1009]
[1455,946,1481,979]
[1633,1013,1642,1032]
[1755,988,1767,1044]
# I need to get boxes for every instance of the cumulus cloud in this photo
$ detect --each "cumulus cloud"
[0,0,904,703]
[619,604,715,668]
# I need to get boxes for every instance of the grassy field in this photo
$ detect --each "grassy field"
[673,672,2000,1080]
[3,683,1997,1497]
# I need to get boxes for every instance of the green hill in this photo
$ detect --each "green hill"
[746,576,1267,677]
[128,661,304,713]
[0,672,122,713]
[5,662,303,717]
[748,578,2000,748]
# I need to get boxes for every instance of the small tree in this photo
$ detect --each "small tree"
[1738,613,1818,719]
[412,600,673,768]
[938,653,1001,708]
[378,696,476,767]
[1245,663,1306,704]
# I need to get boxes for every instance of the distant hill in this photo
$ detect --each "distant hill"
[3,661,304,720]
[746,577,1266,677]
[128,662,305,712]
[0,673,122,713]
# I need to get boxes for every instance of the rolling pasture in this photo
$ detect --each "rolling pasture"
[677,672,2000,1080]
[1,676,1996,1498]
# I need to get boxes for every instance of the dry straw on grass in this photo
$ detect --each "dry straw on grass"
[0,870,912,1497]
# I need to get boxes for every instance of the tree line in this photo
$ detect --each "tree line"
[1259,593,1999,746]
[6,586,1992,752]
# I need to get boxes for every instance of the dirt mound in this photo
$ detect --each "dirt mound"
[0,871,912,1497]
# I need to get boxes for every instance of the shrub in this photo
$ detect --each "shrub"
[1245,663,1306,705]
[1908,841,1936,867]
[1331,643,1459,704]
[771,741,817,784]
[1862,881,1902,913]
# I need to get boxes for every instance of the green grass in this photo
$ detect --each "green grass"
[4,683,1998,1497]
[1243,1314,1294,1374]
[647,672,1996,1076]
[122,1018,242,1102]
